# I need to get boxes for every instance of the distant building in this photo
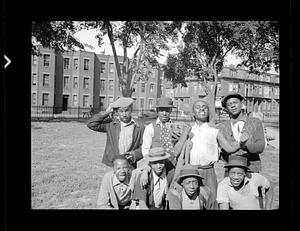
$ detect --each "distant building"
[31,46,163,114]
[162,66,279,116]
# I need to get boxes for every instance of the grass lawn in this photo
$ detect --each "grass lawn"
[31,121,279,209]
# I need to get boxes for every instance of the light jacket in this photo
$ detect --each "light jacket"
[97,170,134,209]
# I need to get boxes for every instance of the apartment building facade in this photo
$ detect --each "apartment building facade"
[31,46,162,113]
[163,66,280,116]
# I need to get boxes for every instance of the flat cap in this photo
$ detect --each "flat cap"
[111,97,135,108]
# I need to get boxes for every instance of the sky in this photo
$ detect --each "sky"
[74,28,278,74]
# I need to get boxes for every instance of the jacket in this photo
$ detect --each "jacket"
[166,185,218,210]
[132,167,175,210]
[87,112,145,168]
[217,116,265,172]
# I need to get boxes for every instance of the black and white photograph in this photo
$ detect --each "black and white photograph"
[29,21,280,210]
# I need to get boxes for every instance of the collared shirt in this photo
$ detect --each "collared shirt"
[216,173,270,210]
[181,190,200,210]
[112,174,132,206]
[142,118,173,156]
[189,122,219,166]
[152,169,167,208]
[118,118,135,155]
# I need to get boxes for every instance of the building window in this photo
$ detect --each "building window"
[83,95,89,107]
[109,63,114,73]
[141,83,145,93]
[64,58,70,69]
[73,95,78,106]
[42,93,49,106]
[74,58,79,70]
[73,77,78,88]
[150,84,154,93]
[33,55,38,65]
[32,92,37,105]
[140,98,145,109]
[263,86,269,97]
[32,73,37,85]
[108,97,114,105]
[149,99,154,109]
[267,101,271,110]
[63,76,69,88]
[43,54,50,67]
[43,74,50,87]
[83,77,89,89]
[100,80,105,91]
[100,62,106,73]
[84,59,90,70]
[108,80,114,90]
[257,85,262,95]
[229,83,238,92]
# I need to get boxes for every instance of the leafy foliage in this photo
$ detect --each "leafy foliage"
[164,21,279,123]
[32,21,85,55]
[78,21,181,96]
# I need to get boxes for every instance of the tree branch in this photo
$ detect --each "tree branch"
[105,21,125,86]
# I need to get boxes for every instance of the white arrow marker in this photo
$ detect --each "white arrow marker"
[4,55,11,69]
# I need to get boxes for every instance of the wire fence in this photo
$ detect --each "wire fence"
[31,106,279,125]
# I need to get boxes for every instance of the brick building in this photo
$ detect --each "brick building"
[31,46,162,114]
[162,66,279,116]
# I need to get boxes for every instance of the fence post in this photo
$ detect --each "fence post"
[78,106,80,120]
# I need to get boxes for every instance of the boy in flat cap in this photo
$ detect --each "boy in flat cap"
[166,164,218,210]
[87,97,144,169]
[131,147,175,210]
[217,93,266,174]
[216,156,273,210]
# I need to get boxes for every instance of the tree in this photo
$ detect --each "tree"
[164,21,279,124]
[32,21,86,55]
[79,21,181,97]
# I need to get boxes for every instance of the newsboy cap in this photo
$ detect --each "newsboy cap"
[221,93,245,108]
[177,164,204,185]
[145,147,170,162]
[155,97,176,108]
[111,97,135,108]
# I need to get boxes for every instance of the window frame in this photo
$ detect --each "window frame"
[43,54,50,67]
[83,58,90,70]
[43,73,50,87]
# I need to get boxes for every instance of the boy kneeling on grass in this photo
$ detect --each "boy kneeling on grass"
[216,155,274,210]
[97,155,134,209]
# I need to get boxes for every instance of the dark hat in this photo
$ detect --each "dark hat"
[177,164,204,185]
[111,97,135,108]
[221,92,245,108]
[145,147,170,162]
[224,156,249,171]
[155,97,176,108]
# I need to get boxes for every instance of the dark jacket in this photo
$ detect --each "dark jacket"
[217,116,265,172]
[132,167,175,210]
[87,112,145,168]
[166,186,218,210]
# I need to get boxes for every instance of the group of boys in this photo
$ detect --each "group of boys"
[87,92,274,210]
